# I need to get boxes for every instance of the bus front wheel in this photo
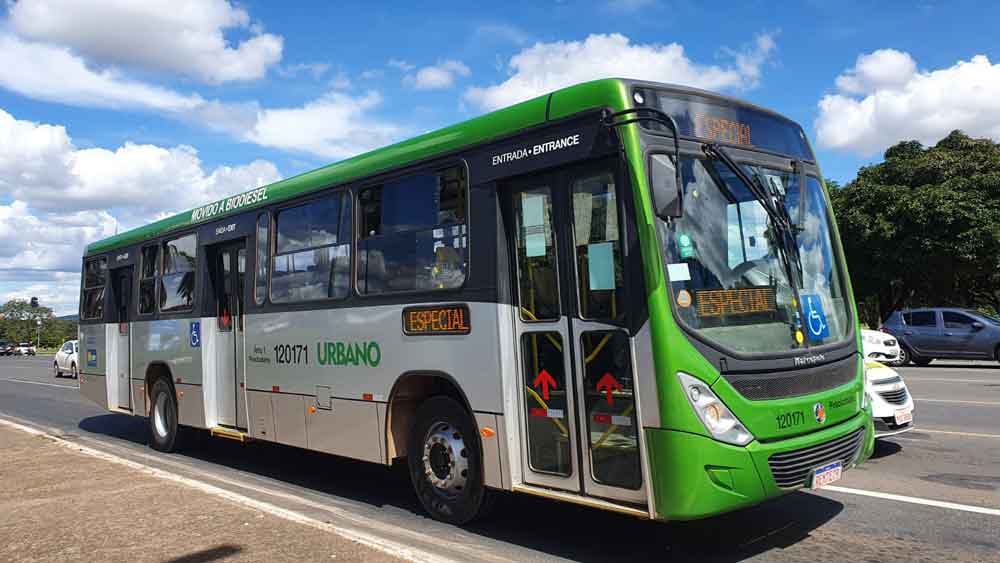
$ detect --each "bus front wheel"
[149,378,180,452]
[407,396,491,525]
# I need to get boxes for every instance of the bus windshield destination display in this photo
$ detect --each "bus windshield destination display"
[403,304,471,335]
[695,287,777,318]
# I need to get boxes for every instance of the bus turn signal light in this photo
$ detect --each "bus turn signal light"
[480,427,496,438]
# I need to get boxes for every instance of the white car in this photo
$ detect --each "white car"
[53,339,79,379]
[862,329,902,365]
[865,361,914,438]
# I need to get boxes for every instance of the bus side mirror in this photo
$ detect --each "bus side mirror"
[649,153,683,219]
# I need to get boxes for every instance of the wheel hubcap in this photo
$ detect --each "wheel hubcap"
[153,392,170,439]
[422,422,469,496]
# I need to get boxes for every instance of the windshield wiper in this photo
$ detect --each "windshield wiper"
[702,143,807,343]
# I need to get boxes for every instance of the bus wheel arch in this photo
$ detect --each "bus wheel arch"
[145,362,181,452]
[385,371,474,462]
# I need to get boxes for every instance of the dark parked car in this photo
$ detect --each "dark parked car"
[0,341,12,356]
[882,308,1000,365]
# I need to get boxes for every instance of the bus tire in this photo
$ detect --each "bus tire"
[148,378,180,452]
[407,396,491,525]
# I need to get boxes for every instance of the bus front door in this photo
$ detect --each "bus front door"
[111,267,132,411]
[503,159,646,504]
[211,242,247,429]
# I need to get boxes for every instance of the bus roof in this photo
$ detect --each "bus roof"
[84,78,797,256]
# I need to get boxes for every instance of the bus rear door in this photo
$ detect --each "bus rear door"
[111,266,132,411]
[209,241,248,429]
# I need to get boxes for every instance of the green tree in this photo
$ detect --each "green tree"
[0,299,52,345]
[830,130,1000,327]
[0,299,78,348]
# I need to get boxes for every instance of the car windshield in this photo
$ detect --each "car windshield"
[657,157,851,354]
[968,309,1000,325]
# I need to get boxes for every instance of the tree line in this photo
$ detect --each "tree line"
[0,299,78,348]
[829,130,1000,328]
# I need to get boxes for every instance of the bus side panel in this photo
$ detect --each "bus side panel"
[78,324,108,408]
[132,318,206,428]
[306,399,382,464]
[242,302,503,462]
[244,302,503,410]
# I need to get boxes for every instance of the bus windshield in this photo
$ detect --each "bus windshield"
[657,158,850,354]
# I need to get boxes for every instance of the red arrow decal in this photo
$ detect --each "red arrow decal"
[533,369,557,401]
[596,373,622,406]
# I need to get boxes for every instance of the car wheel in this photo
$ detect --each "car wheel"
[912,356,932,366]
[53,362,61,377]
[148,378,180,452]
[407,396,493,525]
[70,363,78,379]
[895,347,909,366]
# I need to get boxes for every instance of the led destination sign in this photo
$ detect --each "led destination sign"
[403,304,471,335]
[696,287,776,318]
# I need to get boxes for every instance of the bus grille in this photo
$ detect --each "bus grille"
[878,388,909,405]
[726,359,857,401]
[768,427,865,489]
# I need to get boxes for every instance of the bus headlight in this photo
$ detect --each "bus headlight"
[677,372,754,446]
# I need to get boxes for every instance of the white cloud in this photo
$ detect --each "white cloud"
[816,51,1000,156]
[474,23,530,46]
[8,0,283,83]
[277,62,332,81]
[406,60,472,90]
[0,33,205,113]
[0,108,280,214]
[0,33,402,161]
[465,32,778,111]
[0,108,282,282]
[0,273,84,316]
[246,91,405,159]
[388,59,415,72]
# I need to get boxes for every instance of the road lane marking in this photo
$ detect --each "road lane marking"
[915,398,1000,406]
[823,485,1000,517]
[0,416,455,563]
[917,429,1000,439]
[0,377,79,389]
[906,378,1000,384]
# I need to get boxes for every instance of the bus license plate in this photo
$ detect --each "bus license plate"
[895,407,913,425]
[811,462,842,489]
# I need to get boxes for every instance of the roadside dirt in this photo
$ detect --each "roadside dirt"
[0,425,402,563]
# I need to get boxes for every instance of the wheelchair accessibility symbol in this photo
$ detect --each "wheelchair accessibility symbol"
[189,321,201,348]
[802,294,830,342]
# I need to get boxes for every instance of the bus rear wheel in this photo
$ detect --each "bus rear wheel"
[148,378,180,452]
[407,396,491,525]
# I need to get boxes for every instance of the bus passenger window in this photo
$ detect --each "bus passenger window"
[160,234,197,311]
[271,193,351,303]
[81,257,108,320]
[358,166,468,294]
[138,245,158,315]
[255,213,269,305]
[571,173,624,321]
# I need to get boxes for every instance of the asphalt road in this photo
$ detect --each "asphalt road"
[1,356,998,562]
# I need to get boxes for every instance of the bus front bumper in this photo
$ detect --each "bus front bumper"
[645,411,874,521]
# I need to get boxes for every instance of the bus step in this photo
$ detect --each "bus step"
[210,427,250,443]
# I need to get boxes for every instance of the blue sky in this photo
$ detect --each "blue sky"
[1,0,998,314]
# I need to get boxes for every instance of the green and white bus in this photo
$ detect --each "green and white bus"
[78,78,874,524]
